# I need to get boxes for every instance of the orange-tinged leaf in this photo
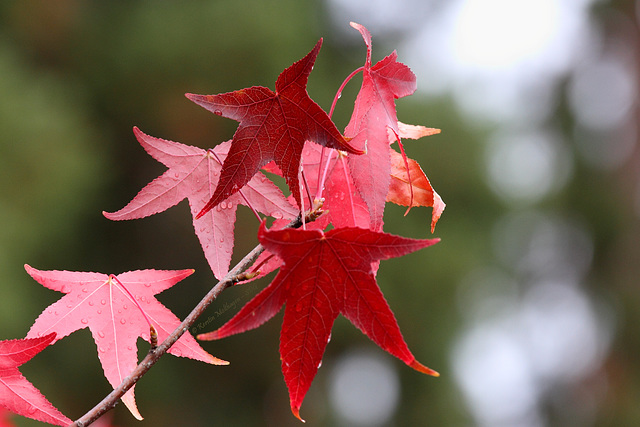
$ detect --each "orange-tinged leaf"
[387,149,445,232]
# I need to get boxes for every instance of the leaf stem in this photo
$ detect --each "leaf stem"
[315,66,364,201]
[390,128,414,215]
[70,206,323,427]
[109,274,155,331]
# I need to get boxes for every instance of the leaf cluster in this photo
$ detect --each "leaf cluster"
[0,23,444,425]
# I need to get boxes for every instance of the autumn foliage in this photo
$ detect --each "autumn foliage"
[1,23,444,425]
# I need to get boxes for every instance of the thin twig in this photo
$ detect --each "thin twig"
[70,205,323,427]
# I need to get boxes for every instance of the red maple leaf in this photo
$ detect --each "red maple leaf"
[345,22,418,230]
[103,127,298,279]
[0,334,71,426]
[186,39,362,217]
[199,223,439,420]
[25,266,227,420]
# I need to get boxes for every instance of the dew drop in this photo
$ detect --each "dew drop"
[220,201,227,209]
[81,318,89,325]
[215,206,222,212]
[140,296,146,302]
[327,333,331,343]
[127,346,133,351]
[213,110,222,116]
[98,331,105,338]
[123,304,128,310]
[99,347,106,353]
[97,309,102,315]
[174,172,180,178]
[88,300,94,306]
[100,299,107,305]
[144,283,151,287]
[82,287,89,293]
[317,360,322,369]
[120,318,127,325]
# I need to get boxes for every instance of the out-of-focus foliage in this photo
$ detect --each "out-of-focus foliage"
[0,0,638,426]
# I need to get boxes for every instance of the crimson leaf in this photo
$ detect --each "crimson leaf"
[199,223,439,420]
[186,39,362,217]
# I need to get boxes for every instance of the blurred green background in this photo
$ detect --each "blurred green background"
[1,1,638,426]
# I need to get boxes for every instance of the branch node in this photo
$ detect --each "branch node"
[231,270,260,285]
[149,325,158,351]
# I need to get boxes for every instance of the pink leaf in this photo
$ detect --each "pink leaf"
[104,127,298,279]
[345,22,417,230]
[25,266,227,420]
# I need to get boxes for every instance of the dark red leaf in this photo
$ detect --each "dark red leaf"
[199,223,439,420]
[187,39,362,217]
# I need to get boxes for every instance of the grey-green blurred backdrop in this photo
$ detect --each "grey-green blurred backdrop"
[1,1,638,426]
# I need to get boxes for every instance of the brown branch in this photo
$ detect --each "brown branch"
[70,204,322,427]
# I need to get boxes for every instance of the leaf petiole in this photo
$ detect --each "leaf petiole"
[390,128,414,214]
[315,66,365,201]
[108,274,155,335]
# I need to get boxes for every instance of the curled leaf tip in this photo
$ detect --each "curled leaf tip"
[291,406,306,423]
[409,359,439,377]
[196,331,218,341]
[210,356,230,366]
